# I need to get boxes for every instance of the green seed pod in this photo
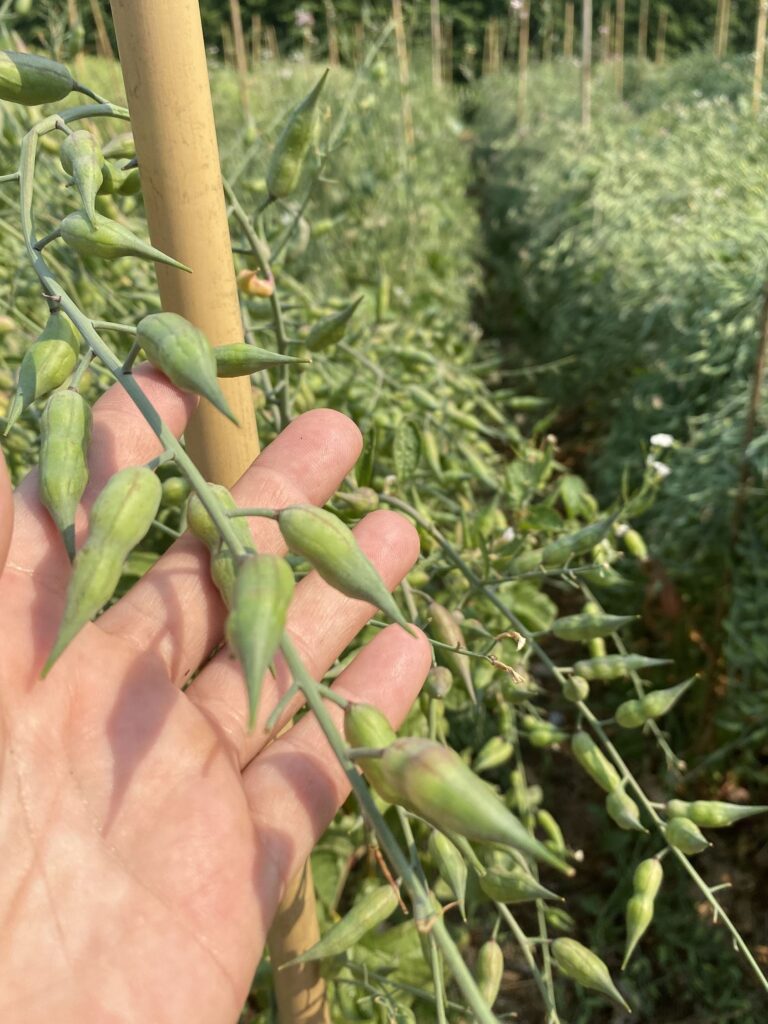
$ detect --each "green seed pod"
[288,884,399,964]
[226,555,295,728]
[424,665,453,699]
[562,675,590,703]
[474,736,515,774]
[101,131,135,161]
[43,467,161,672]
[622,858,663,969]
[354,736,573,875]
[266,71,327,200]
[60,130,103,226]
[526,723,569,748]
[335,487,380,516]
[277,504,412,632]
[552,938,630,1012]
[476,940,504,1009]
[214,342,310,376]
[479,865,561,904]
[552,612,636,642]
[421,428,443,480]
[137,313,236,424]
[0,50,74,105]
[306,297,363,352]
[623,528,649,561]
[605,787,646,832]
[664,816,711,855]
[161,476,191,507]
[666,799,768,829]
[60,210,191,272]
[537,809,567,856]
[39,389,92,561]
[587,636,607,658]
[428,601,475,702]
[186,485,255,607]
[571,732,621,793]
[4,310,80,433]
[573,654,671,681]
[428,830,467,921]
[638,678,695,722]
[540,517,615,568]
[345,702,397,749]
[615,698,647,729]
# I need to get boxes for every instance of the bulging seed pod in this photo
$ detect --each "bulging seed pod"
[137,313,236,424]
[666,799,768,829]
[60,211,191,272]
[537,809,567,856]
[0,50,74,105]
[615,698,647,729]
[43,466,162,672]
[266,70,328,199]
[573,654,671,681]
[214,342,310,376]
[277,504,413,633]
[39,389,92,560]
[552,612,636,642]
[60,130,103,226]
[525,721,569,748]
[571,732,621,793]
[638,678,695,722]
[587,636,607,658]
[623,528,649,561]
[540,517,616,568]
[186,485,255,607]
[101,131,135,161]
[287,884,399,964]
[4,310,80,433]
[424,665,453,699]
[562,675,590,703]
[353,736,573,875]
[226,555,295,728]
[428,601,476,702]
[161,476,191,507]
[428,830,467,921]
[335,487,379,516]
[552,938,631,1012]
[476,940,504,1009]
[306,296,363,352]
[605,787,646,832]
[474,735,515,774]
[622,857,663,970]
[664,816,711,855]
[344,704,398,800]
[479,865,561,904]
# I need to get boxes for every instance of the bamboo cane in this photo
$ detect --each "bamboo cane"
[431,0,442,87]
[582,0,593,129]
[266,24,279,62]
[492,17,503,72]
[638,0,649,58]
[754,0,768,114]
[443,15,453,81]
[565,1,575,59]
[87,0,114,60]
[721,0,732,56]
[324,0,340,66]
[392,0,415,147]
[656,7,668,64]
[251,14,262,66]
[599,2,610,62]
[518,3,531,128]
[221,22,235,66]
[229,0,251,118]
[715,0,725,55]
[66,0,85,78]
[615,0,625,97]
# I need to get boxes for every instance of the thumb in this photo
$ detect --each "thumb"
[0,447,13,575]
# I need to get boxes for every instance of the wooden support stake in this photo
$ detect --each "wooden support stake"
[88,0,114,60]
[754,0,768,114]
[599,1,610,62]
[582,0,593,129]
[66,0,85,78]
[324,0,340,66]
[615,0,625,97]
[443,16,453,81]
[266,24,279,62]
[229,0,251,117]
[565,1,575,59]
[656,7,668,64]
[638,0,649,58]
[518,2,531,128]
[431,0,443,87]
[269,863,329,1024]
[251,14,262,66]
[392,0,415,147]
[721,0,732,56]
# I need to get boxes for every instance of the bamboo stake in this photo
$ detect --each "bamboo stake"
[269,864,329,1024]
[582,0,593,129]
[251,14,262,65]
[615,0,625,97]
[518,2,530,128]
[565,1,575,59]
[715,0,724,55]
[324,0,340,66]
[492,17,503,72]
[229,0,251,117]
[221,22,234,66]
[656,7,668,64]
[66,0,85,78]
[266,24,279,62]
[754,0,768,114]
[638,0,649,58]
[88,0,114,60]
[599,2,610,62]
[721,0,732,56]
[431,0,442,87]
[443,16,453,81]
[392,0,415,147]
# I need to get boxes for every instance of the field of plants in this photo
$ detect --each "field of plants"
[1,2,768,1024]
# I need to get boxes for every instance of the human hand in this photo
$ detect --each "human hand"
[0,369,429,1024]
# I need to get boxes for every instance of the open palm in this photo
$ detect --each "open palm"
[0,368,429,1024]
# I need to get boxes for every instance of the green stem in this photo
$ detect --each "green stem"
[496,903,559,1021]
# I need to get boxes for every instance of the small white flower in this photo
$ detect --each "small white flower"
[501,526,517,543]
[647,457,672,480]
[614,522,629,538]
[650,432,675,448]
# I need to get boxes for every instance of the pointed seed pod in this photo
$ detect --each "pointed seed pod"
[476,940,504,1009]
[474,735,515,774]
[0,50,74,105]
[278,504,413,632]
[428,601,476,702]
[186,485,255,607]
[286,884,399,964]
[638,678,695,722]
[39,389,92,560]
[425,665,453,699]
[344,703,397,803]
[664,816,710,855]
[571,732,621,793]
[227,555,295,728]
[101,131,135,160]
[335,487,379,516]
[214,342,310,376]
[605,787,646,832]
[479,865,561,904]
[622,857,663,970]
[537,809,567,856]
[428,830,468,921]
[552,612,636,642]
[615,698,647,729]
[540,517,616,568]
[573,654,671,681]
[137,313,237,424]
[266,70,328,200]
[60,211,191,271]
[353,736,573,875]
[552,938,631,1012]
[623,528,649,561]
[306,296,363,352]
[562,675,590,703]
[43,467,161,673]
[667,799,768,829]
[4,311,80,433]
[60,130,103,226]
